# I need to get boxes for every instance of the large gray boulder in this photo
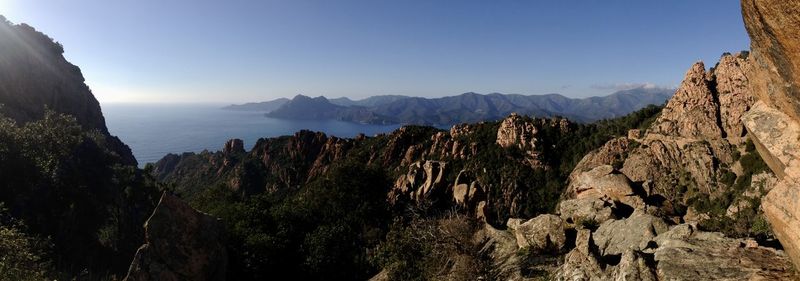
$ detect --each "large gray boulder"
[592,211,669,256]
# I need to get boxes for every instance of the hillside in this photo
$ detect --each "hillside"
[153,52,798,280]
[230,87,673,125]
[0,16,162,279]
[2,1,800,280]
[222,98,289,112]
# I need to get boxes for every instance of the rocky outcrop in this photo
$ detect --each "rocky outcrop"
[650,61,724,139]
[715,53,756,141]
[565,53,757,217]
[553,220,795,280]
[565,165,644,210]
[558,197,616,226]
[743,102,800,269]
[651,224,794,280]
[740,0,800,271]
[124,192,226,281]
[506,214,567,253]
[451,169,485,210]
[496,113,570,169]
[391,160,448,204]
[222,139,245,155]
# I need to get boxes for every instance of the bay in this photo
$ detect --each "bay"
[102,103,402,167]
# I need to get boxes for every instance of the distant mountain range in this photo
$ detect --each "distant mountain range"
[223,87,674,124]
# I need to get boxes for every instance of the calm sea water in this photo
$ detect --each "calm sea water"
[102,103,401,167]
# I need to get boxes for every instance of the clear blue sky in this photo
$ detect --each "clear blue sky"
[1,0,749,103]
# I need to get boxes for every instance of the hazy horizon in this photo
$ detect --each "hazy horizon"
[97,85,676,106]
[2,0,747,104]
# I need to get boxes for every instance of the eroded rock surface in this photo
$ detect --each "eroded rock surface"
[507,214,566,252]
[741,0,800,121]
[740,0,800,271]
[124,193,226,281]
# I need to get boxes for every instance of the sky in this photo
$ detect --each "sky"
[0,0,750,104]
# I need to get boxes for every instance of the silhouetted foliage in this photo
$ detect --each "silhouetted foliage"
[0,111,160,279]
[193,160,392,280]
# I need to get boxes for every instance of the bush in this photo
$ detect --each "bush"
[371,214,486,281]
[0,203,55,281]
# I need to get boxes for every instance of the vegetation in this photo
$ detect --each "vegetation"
[0,111,160,279]
[371,213,488,281]
[166,105,665,279]
[191,161,392,280]
[689,138,774,239]
[0,203,55,281]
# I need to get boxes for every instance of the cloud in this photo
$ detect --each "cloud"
[590,82,664,91]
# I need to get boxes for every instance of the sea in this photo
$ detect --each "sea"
[102,103,402,167]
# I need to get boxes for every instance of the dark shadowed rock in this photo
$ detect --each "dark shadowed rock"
[222,139,245,155]
[124,192,226,281]
[0,17,137,165]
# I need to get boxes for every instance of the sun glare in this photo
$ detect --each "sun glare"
[0,1,11,14]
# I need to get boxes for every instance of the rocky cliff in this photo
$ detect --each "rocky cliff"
[565,53,760,221]
[0,16,136,165]
[740,0,800,272]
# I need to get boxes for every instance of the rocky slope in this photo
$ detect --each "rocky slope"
[464,51,796,280]
[567,53,758,219]
[741,0,800,272]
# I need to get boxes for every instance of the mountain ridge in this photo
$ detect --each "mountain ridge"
[227,88,673,124]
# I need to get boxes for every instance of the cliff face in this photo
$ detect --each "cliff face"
[741,0,800,121]
[740,0,800,272]
[0,16,136,165]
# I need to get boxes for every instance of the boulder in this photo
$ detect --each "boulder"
[554,222,796,280]
[566,165,642,209]
[508,214,566,252]
[552,229,608,280]
[650,223,795,280]
[124,192,226,281]
[592,211,669,256]
[558,197,616,226]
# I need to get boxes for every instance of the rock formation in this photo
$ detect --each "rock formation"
[222,139,245,155]
[0,16,136,166]
[553,222,795,280]
[741,0,800,121]
[391,160,448,203]
[563,52,757,223]
[740,0,800,271]
[506,214,567,252]
[125,192,226,281]
[548,48,794,279]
